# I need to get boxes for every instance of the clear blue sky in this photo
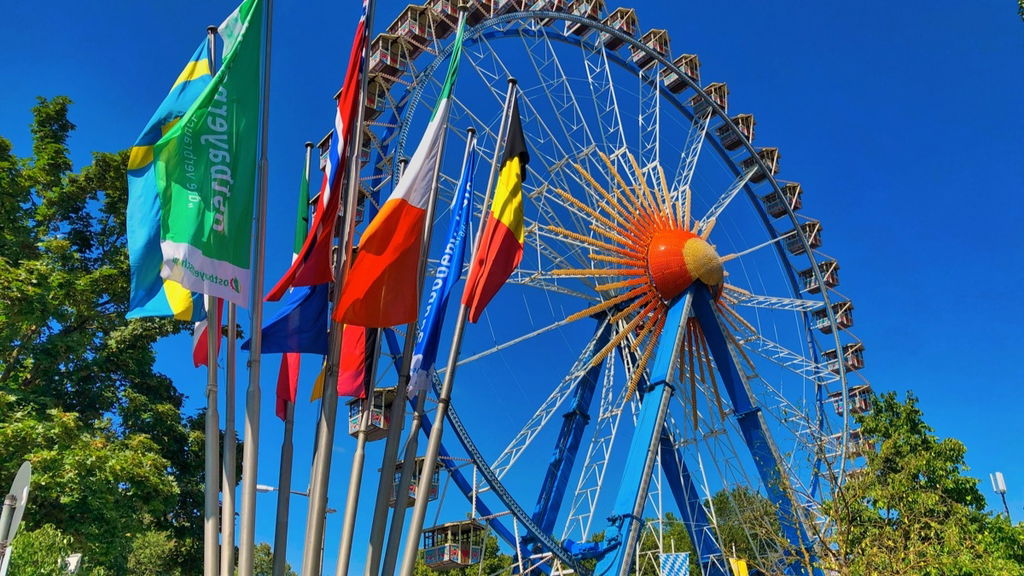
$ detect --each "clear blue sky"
[2,0,1023,573]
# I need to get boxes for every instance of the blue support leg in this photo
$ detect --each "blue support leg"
[690,288,820,575]
[659,431,728,576]
[595,292,692,576]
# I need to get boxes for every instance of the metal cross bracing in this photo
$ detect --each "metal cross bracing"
[722,285,823,313]
[638,62,662,180]
[671,107,714,201]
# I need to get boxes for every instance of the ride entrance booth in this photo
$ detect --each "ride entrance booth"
[346,386,397,442]
[390,457,440,508]
[422,520,487,570]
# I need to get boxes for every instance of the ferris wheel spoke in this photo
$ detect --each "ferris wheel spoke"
[721,285,822,313]
[695,165,757,236]
[671,107,714,201]
[447,314,584,372]
[638,62,662,178]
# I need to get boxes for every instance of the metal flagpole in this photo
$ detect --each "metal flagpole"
[397,77,518,576]
[204,24,222,576]
[237,0,272,572]
[302,2,376,573]
[378,124,486,576]
[333,326,382,576]
[221,302,238,576]
[270,141,314,576]
[204,294,221,576]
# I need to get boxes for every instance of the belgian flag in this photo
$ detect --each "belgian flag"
[462,94,530,323]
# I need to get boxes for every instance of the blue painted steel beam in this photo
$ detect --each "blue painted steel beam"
[690,289,819,576]
[595,292,693,576]
[530,321,613,538]
[659,431,728,576]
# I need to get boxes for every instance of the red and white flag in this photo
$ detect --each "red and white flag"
[192,298,224,367]
[265,1,369,301]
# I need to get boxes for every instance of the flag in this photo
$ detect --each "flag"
[408,140,477,395]
[310,361,328,402]
[338,325,370,398]
[728,558,749,576]
[242,284,328,354]
[275,353,300,420]
[126,40,211,320]
[192,298,224,367]
[155,0,262,307]
[265,0,369,301]
[660,552,690,576]
[307,327,369,400]
[461,94,529,323]
[335,17,467,328]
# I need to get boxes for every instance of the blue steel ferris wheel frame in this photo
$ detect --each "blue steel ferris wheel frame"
[361,7,854,576]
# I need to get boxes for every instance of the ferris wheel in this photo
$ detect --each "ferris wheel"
[352,2,871,575]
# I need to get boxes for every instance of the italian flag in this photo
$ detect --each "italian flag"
[335,19,466,328]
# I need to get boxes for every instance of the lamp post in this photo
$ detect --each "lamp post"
[255,485,335,576]
[990,472,1011,521]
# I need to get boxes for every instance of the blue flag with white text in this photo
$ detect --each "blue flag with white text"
[407,141,477,395]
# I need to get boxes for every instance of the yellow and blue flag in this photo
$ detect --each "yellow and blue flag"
[126,40,211,320]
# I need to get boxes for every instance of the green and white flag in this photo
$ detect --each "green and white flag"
[155,0,262,307]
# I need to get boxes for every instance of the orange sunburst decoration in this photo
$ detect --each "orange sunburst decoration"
[544,151,740,420]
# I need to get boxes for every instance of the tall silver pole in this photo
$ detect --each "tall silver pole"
[236,0,272,572]
[205,294,222,576]
[334,327,382,576]
[377,128,482,576]
[302,2,376,574]
[270,141,313,576]
[221,302,238,576]
[398,78,518,576]
[204,24,222,576]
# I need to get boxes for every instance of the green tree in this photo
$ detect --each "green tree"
[250,542,297,576]
[633,512,697,575]
[126,531,181,576]
[0,97,210,575]
[823,392,1024,575]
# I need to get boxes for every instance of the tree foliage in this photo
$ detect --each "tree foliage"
[823,391,1024,575]
[0,97,208,574]
[250,542,297,576]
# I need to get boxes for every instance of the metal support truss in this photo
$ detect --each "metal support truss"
[696,166,757,235]
[520,321,612,560]
[671,108,714,201]
[595,292,692,576]
[638,62,662,179]
[691,289,821,576]
[659,430,728,576]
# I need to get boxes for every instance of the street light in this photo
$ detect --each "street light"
[990,472,1011,521]
[255,485,337,513]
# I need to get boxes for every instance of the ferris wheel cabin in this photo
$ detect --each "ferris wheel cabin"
[599,7,637,50]
[828,383,873,416]
[565,0,606,35]
[740,147,780,183]
[715,113,755,150]
[422,520,488,570]
[390,457,440,508]
[369,34,405,77]
[799,259,840,294]
[386,5,430,61]
[811,300,854,334]
[364,74,392,122]
[662,54,701,93]
[824,342,866,377]
[845,428,875,459]
[761,181,802,218]
[346,386,398,442]
[691,81,728,115]
[527,0,565,26]
[784,221,822,255]
[494,0,525,16]
[632,29,669,69]
[317,130,332,171]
